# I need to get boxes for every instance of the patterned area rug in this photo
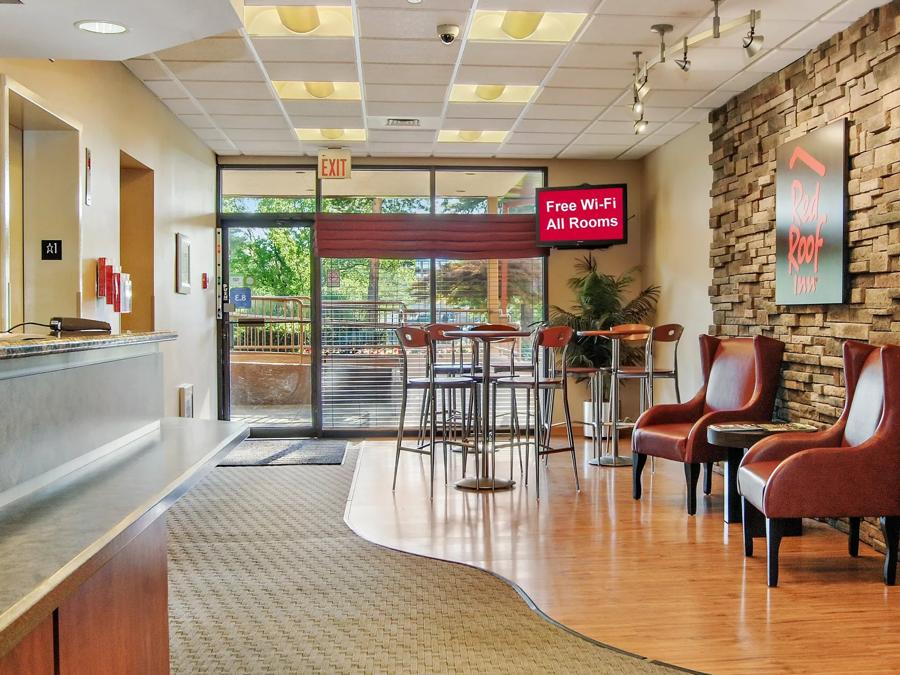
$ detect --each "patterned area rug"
[218,439,347,466]
[168,445,682,674]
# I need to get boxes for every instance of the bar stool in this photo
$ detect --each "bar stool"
[494,325,579,499]
[417,324,479,448]
[393,326,476,499]
[617,323,684,408]
[596,324,651,459]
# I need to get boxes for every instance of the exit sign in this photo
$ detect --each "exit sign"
[318,149,351,180]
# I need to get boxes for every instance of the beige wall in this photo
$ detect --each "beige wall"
[642,122,714,401]
[0,59,218,418]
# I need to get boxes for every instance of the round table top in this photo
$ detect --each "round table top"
[707,424,817,449]
[444,329,531,341]
[577,328,648,339]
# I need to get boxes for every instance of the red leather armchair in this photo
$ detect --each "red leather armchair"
[632,334,785,515]
[738,341,900,587]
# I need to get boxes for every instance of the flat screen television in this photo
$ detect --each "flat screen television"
[535,183,628,248]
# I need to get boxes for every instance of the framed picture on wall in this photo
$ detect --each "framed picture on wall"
[176,233,191,294]
[775,118,848,305]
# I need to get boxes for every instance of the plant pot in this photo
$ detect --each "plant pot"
[583,400,615,439]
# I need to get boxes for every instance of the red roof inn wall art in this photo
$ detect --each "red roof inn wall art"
[775,119,849,305]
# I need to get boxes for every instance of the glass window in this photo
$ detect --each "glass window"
[321,169,431,214]
[435,170,544,214]
[221,169,316,213]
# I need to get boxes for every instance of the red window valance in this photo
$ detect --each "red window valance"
[314,213,546,260]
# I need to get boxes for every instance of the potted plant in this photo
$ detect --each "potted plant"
[550,255,660,437]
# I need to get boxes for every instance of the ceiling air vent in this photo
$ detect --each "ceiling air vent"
[385,118,420,128]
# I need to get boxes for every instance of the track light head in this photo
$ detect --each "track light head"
[631,98,644,118]
[634,118,649,135]
[743,14,764,57]
[675,36,690,72]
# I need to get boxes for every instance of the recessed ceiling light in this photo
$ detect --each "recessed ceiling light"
[244,6,354,38]
[438,130,508,143]
[296,128,367,142]
[407,0,423,4]
[75,20,127,34]
[470,11,586,43]
[450,84,537,104]
[277,6,320,33]
[273,81,361,101]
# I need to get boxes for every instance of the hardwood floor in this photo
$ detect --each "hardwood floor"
[345,438,900,674]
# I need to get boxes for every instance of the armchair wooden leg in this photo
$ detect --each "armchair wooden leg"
[848,517,861,557]
[703,462,713,495]
[742,498,753,557]
[684,463,701,515]
[881,516,899,586]
[632,453,648,500]
[767,518,785,587]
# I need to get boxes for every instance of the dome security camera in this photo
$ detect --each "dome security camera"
[437,24,460,45]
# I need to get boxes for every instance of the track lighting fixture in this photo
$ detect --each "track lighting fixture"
[631,96,644,118]
[743,12,764,57]
[650,24,672,63]
[634,118,649,135]
[632,51,649,100]
[712,0,721,38]
[675,37,691,72]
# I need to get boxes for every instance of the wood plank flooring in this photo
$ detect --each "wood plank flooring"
[345,438,900,674]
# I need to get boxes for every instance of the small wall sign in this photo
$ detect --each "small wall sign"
[229,287,252,309]
[41,240,62,260]
[318,149,351,179]
[775,119,848,305]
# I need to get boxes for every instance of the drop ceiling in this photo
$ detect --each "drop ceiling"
[117,0,886,160]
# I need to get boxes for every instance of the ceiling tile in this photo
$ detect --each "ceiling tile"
[287,114,365,127]
[508,132,576,145]
[480,0,596,10]
[604,105,684,122]
[252,37,356,63]
[281,100,364,117]
[456,65,549,86]
[365,141,439,155]
[177,114,216,129]
[358,8,470,40]
[544,68,633,89]
[444,102,524,119]
[517,119,587,133]
[563,43,650,69]
[265,61,359,81]
[361,38,459,65]
[463,42,565,68]
[200,99,285,115]
[366,84,448,103]
[155,37,253,62]
[495,145,560,158]
[527,104,601,121]
[367,129,437,143]
[364,63,454,84]
[595,1,710,18]
[643,88,708,107]
[585,120,636,135]
[367,101,445,117]
[443,117,514,131]
[645,66,743,91]
[535,87,620,107]
[185,81,274,100]
[144,80,186,99]
[194,128,227,141]
[226,128,298,142]
[213,114,294,129]
[782,21,852,49]
[165,60,265,81]
[161,98,203,115]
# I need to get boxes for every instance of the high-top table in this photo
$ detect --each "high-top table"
[445,329,531,491]
[577,328,649,467]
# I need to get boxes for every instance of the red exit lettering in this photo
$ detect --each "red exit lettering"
[321,158,348,178]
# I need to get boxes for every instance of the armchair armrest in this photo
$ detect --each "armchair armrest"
[741,425,844,467]
[634,389,705,428]
[765,437,900,516]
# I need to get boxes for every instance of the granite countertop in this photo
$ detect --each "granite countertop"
[0,331,177,360]
[0,418,248,650]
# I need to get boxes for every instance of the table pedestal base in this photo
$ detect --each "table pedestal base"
[455,477,515,491]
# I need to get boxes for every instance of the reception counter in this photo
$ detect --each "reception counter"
[0,332,248,674]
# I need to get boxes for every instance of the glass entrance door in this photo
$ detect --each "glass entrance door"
[222,221,315,434]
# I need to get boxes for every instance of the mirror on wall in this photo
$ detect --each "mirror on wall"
[4,88,80,331]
